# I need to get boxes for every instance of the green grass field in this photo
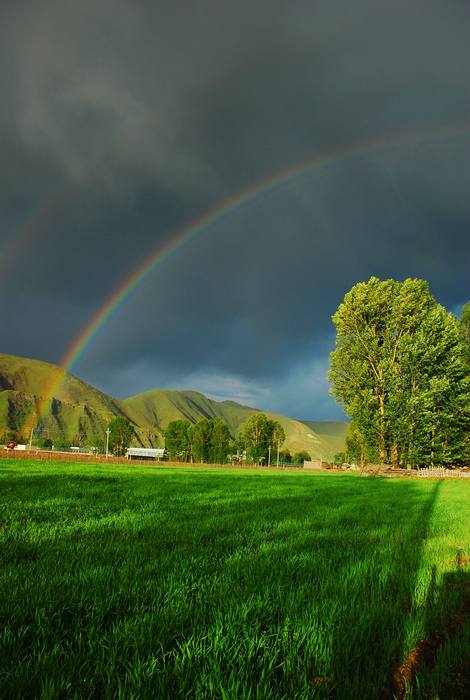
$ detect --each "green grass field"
[1,459,469,699]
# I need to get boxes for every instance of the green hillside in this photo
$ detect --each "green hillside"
[0,354,132,446]
[122,390,258,436]
[300,420,350,459]
[0,353,123,416]
[0,353,347,459]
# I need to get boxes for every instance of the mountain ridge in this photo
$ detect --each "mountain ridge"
[0,353,347,459]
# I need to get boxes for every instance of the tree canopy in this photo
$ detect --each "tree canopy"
[293,450,312,464]
[329,277,470,467]
[239,414,285,465]
[164,420,192,462]
[108,417,134,457]
[164,417,232,464]
[190,418,231,464]
[461,300,470,342]
[209,419,231,464]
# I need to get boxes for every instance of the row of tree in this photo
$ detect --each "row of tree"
[106,413,300,465]
[164,418,231,463]
[6,412,311,466]
[0,415,136,455]
[164,413,291,465]
[329,278,470,467]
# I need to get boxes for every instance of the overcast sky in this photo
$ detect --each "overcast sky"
[1,0,470,419]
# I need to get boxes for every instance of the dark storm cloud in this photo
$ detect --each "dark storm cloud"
[1,0,470,418]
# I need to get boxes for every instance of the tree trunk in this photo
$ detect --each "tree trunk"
[379,394,386,462]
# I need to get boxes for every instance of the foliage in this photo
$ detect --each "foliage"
[272,421,286,465]
[108,417,134,457]
[293,450,312,464]
[461,300,470,341]
[164,420,192,461]
[164,418,231,464]
[333,451,346,465]
[330,277,470,467]
[239,414,269,463]
[0,430,21,444]
[52,438,71,450]
[345,422,368,466]
[191,419,213,463]
[190,418,232,464]
[239,414,285,464]
[209,419,231,464]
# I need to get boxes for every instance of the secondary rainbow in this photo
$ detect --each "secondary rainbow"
[32,122,470,429]
[0,186,71,276]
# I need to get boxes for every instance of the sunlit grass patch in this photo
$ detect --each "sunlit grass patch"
[0,459,469,699]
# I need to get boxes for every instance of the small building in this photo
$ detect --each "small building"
[126,447,165,461]
[303,460,326,471]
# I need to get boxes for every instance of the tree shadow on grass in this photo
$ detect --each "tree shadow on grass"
[324,480,443,700]
[393,562,470,699]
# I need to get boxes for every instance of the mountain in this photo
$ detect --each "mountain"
[0,353,132,446]
[0,353,347,459]
[0,353,123,414]
[123,389,258,436]
[299,421,350,460]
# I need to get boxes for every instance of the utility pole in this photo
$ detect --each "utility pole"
[105,428,110,458]
[268,445,271,467]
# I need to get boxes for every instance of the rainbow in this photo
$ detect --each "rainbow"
[30,122,470,431]
[0,186,71,277]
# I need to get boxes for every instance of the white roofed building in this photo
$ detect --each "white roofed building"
[126,447,165,461]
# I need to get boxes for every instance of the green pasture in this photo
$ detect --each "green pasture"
[1,459,469,699]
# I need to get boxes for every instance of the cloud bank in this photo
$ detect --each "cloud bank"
[1,0,470,418]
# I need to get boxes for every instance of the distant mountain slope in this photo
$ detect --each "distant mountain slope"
[0,354,123,416]
[0,353,132,445]
[300,421,350,459]
[0,353,347,459]
[122,389,259,435]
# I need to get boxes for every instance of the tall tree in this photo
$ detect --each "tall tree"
[164,420,192,462]
[394,304,470,466]
[240,413,272,464]
[108,417,134,457]
[330,277,470,467]
[345,421,370,467]
[209,419,231,464]
[191,419,213,463]
[240,414,285,465]
[271,420,286,466]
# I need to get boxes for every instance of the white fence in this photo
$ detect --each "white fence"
[417,466,466,478]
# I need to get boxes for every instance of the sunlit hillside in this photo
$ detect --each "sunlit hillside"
[0,353,131,445]
[300,421,350,461]
[0,354,347,458]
